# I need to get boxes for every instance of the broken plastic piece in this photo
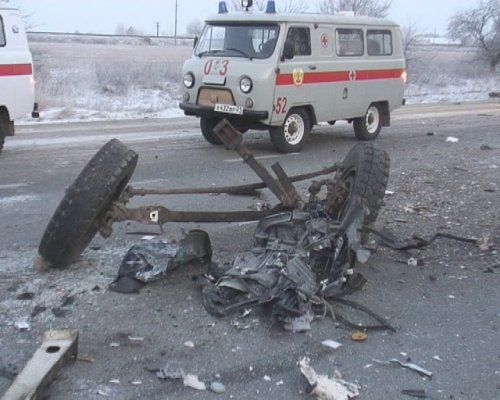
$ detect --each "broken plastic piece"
[351,331,368,341]
[183,374,206,390]
[321,339,342,350]
[446,136,459,143]
[401,388,428,398]
[298,357,360,400]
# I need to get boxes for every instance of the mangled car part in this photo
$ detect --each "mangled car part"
[34,120,390,328]
[1,330,78,400]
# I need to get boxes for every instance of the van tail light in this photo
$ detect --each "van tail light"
[401,70,407,83]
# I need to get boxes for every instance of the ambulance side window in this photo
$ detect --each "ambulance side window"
[367,30,392,56]
[336,29,364,56]
[0,17,6,47]
[286,27,311,57]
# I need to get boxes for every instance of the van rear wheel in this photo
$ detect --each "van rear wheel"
[200,117,223,145]
[269,108,310,153]
[353,103,382,141]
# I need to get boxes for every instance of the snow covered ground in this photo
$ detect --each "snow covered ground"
[19,35,499,125]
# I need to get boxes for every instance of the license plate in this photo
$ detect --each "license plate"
[214,103,244,115]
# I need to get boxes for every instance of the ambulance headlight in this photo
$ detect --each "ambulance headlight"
[240,76,252,93]
[183,72,195,88]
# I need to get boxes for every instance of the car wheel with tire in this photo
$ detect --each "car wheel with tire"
[36,139,138,269]
[269,108,310,153]
[353,103,382,141]
[200,117,223,145]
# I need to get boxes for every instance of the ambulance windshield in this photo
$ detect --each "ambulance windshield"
[195,23,280,59]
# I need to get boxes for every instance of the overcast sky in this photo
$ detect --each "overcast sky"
[12,0,479,36]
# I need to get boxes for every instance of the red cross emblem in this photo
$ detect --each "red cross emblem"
[320,34,329,48]
[349,70,357,81]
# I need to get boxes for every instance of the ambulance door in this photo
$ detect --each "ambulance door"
[311,25,336,122]
[331,27,366,119]
[273,26,316,125]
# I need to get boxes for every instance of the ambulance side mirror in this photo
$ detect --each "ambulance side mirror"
[282,38,294,61]
[193,36,198,49]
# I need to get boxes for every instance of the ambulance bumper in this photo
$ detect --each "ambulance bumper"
[179,102,268,121]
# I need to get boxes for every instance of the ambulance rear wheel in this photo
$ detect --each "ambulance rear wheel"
[269,108,310,153]
[200,117,223,145]
[353,103,382,141]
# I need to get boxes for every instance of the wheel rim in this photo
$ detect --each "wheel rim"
[365,106,380,134]
[283,114,305,145]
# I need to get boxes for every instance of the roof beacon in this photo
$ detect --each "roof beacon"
[219,1,228,13]
[266,1,276,13]
[241,0,253,11]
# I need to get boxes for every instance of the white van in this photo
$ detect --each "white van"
[180,0,406,153]
[0,4,35,153]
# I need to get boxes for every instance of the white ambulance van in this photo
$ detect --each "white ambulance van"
[180,0,406,153]
[0,4,35,154]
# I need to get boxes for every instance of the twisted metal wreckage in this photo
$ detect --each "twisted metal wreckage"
[35,120,395,331]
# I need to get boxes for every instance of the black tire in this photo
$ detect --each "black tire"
[200,117,222,145]
[353,103,382,141]
[332,143,389,225]
[0,134,4,154]
[37,139,138,269]
[269,108,310,153]
[0,110,8,154]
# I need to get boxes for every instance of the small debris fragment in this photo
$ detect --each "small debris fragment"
[16,292,35,301]
[109,379,120,384]
[432,355,443,362]
[276,380,284,386]
[426,132,435,136]
[184,341,195,348]
[321,340,342,350]
[109,342,120,348]
[263,375,271,381]
[156,364,185,380]
[127,336,144,342]
[298,357,360,400]
[446,136,459,143]
[373,358,432,378]
[401,388,428,398]
[210,381,226,393]
[183,374,206,390]
[351,331,368,341]
[14,319,31,331]
[130,380,142,385]
[480,144,493,150]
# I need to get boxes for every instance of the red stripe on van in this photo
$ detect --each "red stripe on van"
[276,68,404,85]
[0,63,33,77]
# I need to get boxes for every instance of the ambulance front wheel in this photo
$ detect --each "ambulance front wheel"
[353,103,382,141]
[269,108,310,153]
[200,117,223,145]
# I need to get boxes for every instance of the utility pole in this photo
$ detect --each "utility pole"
[174,0,178,45]
[155,21,160,37]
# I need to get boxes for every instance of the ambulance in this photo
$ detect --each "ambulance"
[0,4,35,154]
[180,0,406,153]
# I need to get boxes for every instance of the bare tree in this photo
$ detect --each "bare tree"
[317,0,392,18]
[448,0,500,72]
[186,19,203,36]
[401,21,420,61]
[227,0,308,13]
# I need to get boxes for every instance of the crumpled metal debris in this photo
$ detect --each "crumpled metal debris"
[298,357,360,400]
[198,202,370,329]
[110,230,212,293]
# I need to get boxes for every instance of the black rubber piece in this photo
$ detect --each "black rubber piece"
[200,117,223,145]
[336,142,390,225]
[38,139,138,268]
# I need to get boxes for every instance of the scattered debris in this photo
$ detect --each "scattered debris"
[283,310,314,333]
[127,336,144,342]
[184,341,195,348]
[15,292,35,301]
[445,136,459,143]
[426,132,435,136]
[155,364,185,380]
[130,380,142,385]
[183,374,206,391]
[351,331,368,342]
[109,379,120,384]
[373,358,432,379]
[321,340,343,350]
[210,381,226,393]
[480,144,493,150]
[299,357,360,400]
[401,388,428,398]
[263,375,271,381]
[432,355,443,362]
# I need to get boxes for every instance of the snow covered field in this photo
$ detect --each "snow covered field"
[23,33,499,124]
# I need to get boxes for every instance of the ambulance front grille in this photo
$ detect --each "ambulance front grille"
[198,88,235,107]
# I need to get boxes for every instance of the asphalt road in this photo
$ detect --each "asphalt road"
[1,101,499,399]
